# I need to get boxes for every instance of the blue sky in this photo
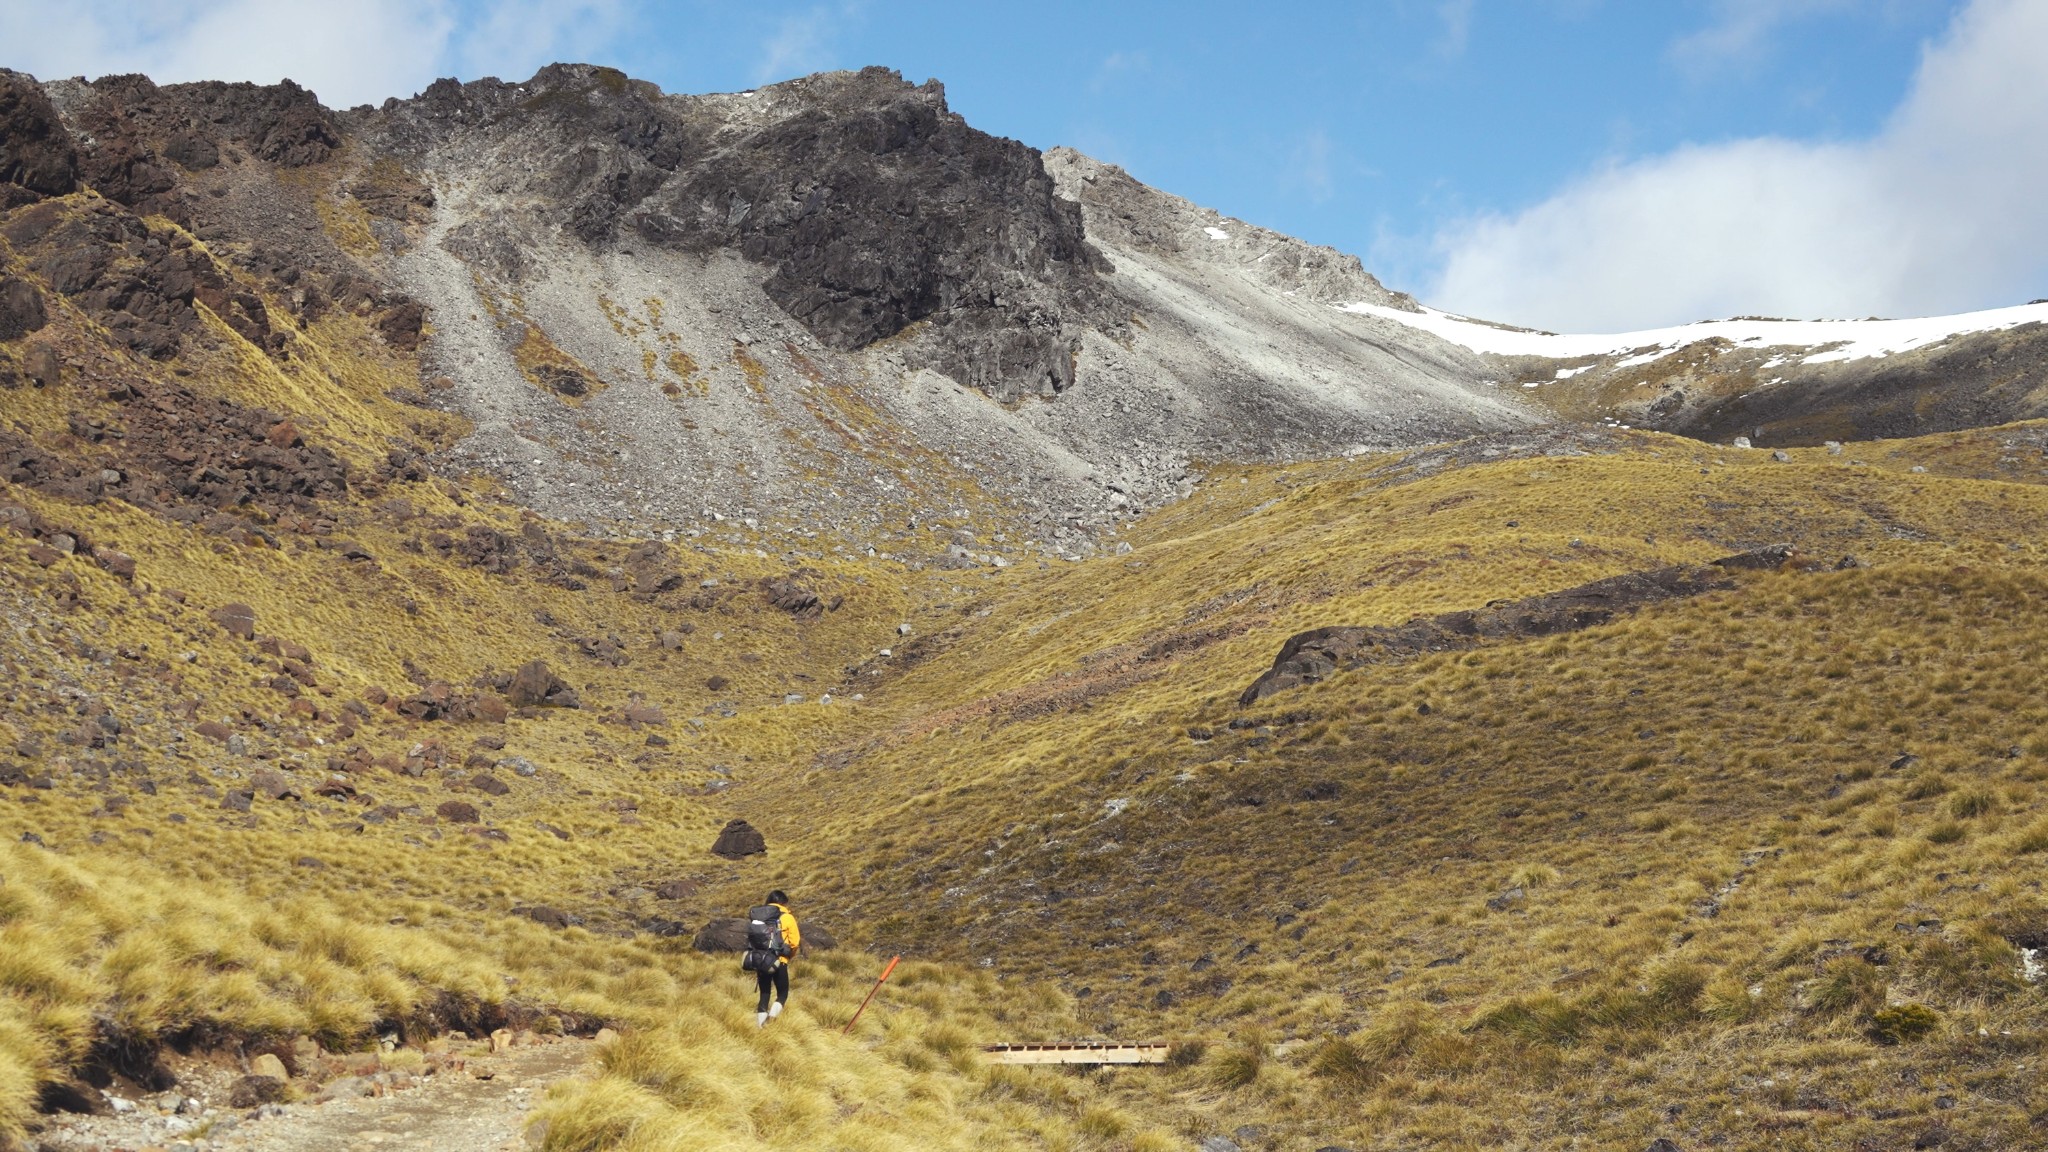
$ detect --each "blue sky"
[7,0,2046,329]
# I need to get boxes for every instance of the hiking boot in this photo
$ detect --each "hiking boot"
[768,1002,784,1021]
[756,1012,769,1028]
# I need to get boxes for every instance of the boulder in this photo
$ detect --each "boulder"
[469,773,510,796]
[220,789,253,812]
[249,1053,289,1081]
[249,769,299,801]
[436,800,479,823]
[710,818,766,858]
[622,701,665,726]
[762,578,823,618]
[0,72,79,197]
[21,343,58,386]
[210,603,258,639]
[803,924,838,951]
[0,276,47,341]
[692,918,750,952]
[653,879,697,901]
[506,659,579,708]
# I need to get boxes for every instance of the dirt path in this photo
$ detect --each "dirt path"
[214,1040,592,1152]
[35,1037,595,1152]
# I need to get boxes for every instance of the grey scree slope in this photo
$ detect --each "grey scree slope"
[359,65,1533,545]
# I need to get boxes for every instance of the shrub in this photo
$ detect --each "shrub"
[1806,958,1885,1019]
[1308,1036,1378,1087]
[1869,1003,1940,1044]
[1926,820,1968,844]
[2011,821,2048,854]
[1949,789,1999,819]
[1211,1043,1263,1089]
[1905,772,1954,801]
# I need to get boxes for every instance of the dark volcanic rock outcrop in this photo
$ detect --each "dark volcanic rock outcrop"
[1240,545,1801,704]
[382,65,1111,401]
[0,70,78,200]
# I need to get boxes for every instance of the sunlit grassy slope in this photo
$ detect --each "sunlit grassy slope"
[8,185,2048,1149]
[736,425,2048,1151]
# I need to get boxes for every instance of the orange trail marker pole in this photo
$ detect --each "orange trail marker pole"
[843,955,901,1034]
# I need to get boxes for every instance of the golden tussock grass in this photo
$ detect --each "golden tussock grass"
[11,210,2048,1146]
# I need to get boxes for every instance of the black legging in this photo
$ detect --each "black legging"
[756,964,789,1012]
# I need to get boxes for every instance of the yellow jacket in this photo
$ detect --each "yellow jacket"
[772,904,800,967]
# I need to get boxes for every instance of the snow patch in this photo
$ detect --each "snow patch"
[1203,226,1230,241]
[1338,300,2048,369]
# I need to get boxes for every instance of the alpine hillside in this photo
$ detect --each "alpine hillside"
[2,60,2048,1152]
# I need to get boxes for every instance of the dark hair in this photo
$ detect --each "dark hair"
[766,889,790,906]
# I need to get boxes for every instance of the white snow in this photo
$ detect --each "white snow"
[1204,226,1230,241]
[1338,300,2048,368]
[1554,366,1591,379]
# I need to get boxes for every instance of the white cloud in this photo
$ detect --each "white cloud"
[1435,0,1475,58]
[754,5,841,87]
[1668,0,1859,74]
[0,0,624,108]
[450,0,627,87]
[1288,128,1337,204]
[1430,0,2048,331]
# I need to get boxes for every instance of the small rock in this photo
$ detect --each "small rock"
[98,549,136,580]
[1645,1140,1683,1152]
[436,800,479,823]
[317,1076,369,1101]
[220,789,254,813]
[1732,436,1752,449]
[470,773,510,796]
[654,879,697,901]
[515,905,569,929]
[226,1075,285,1108]
[501,757,540,777]
[1771,450,1791,462]
[250,1053,288,1081]
[1486,887,1526,912]
[210,603,258,639]
[506,660,578,708]
[249,769,298,801]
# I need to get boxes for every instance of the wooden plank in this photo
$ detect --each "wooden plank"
[983,1043,1171,1066]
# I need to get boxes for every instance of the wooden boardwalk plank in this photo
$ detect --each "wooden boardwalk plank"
[983,1043,1171,1065]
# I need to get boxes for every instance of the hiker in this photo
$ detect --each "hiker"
[742,889,801,1026]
